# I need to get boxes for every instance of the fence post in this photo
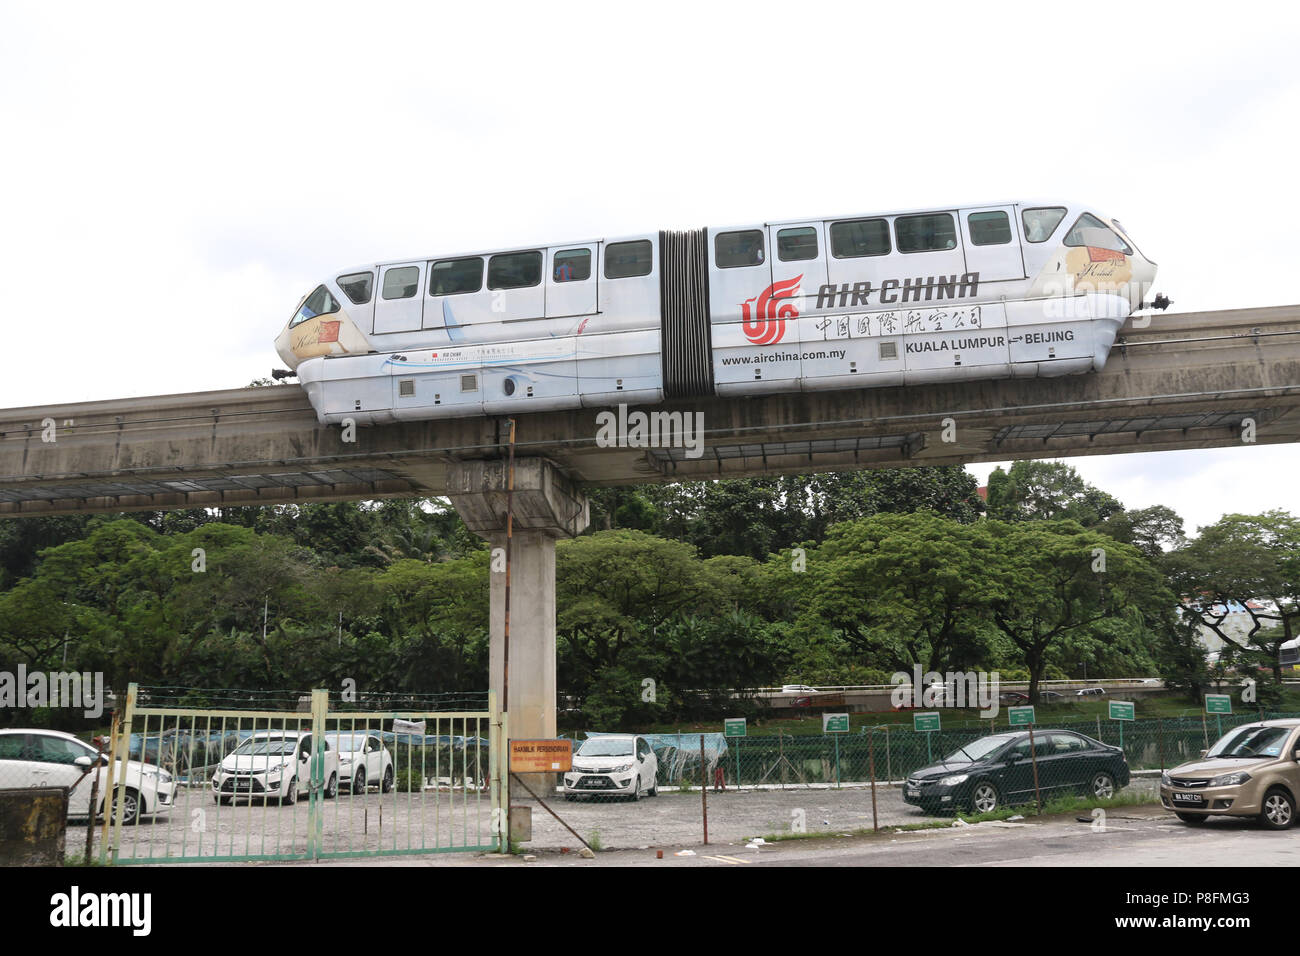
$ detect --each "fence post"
[309,687,328,861]
[1157,717,1164,772]
[107,683,138,864]
[868,728,879,833]
[97,709,121,865]
[489,689,505,852]
[885,725,891,784]
[1028,724,1042,814]
[699,735,708,845]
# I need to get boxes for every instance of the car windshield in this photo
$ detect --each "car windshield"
[1206,726,1292,759]
[326,734,367,752]
[232,739,299,757]
[576,739,635,757]
[944,735,1014,763]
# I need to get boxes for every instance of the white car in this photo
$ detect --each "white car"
[781,684,819,693]
[0,728,175,825]
[211,731,338,805]
[326,732,394,793]
[564,735,657,801]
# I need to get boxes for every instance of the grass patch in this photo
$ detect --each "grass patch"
[587,829,603,851]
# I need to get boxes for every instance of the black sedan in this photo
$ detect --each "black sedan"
[903,730,1131,814]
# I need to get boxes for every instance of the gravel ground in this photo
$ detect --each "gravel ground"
[521,776,1159,849]
[72,776,1158,860]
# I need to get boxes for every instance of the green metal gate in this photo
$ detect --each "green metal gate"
[103,684,505,863]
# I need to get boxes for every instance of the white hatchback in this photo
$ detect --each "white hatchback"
[211,731,339,805]
[0,728,175,824]
[564,735,657,801]
[326,731,394,793]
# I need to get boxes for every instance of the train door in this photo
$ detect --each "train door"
[959,205,1026,282]
[766,222,828,318]
[373,262,425,334]
[546,243,598,318]
[707,225,770,324]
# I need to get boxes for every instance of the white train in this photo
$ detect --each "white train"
[273,201,1161,424]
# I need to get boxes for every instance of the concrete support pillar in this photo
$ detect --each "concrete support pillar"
[446,458,589,809]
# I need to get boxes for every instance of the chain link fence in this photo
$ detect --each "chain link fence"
[514,712,1300,850]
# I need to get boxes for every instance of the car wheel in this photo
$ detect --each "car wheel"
[1260,787,1296,830]
[1175,812,1207,824]
[282,777,298,806]
[354,769,366,793]
[324,773,338,799]
[110,788,141,825]
[382,766,394,794]
[630,776,641,802]
[649,778,658,797]
[1090,772,1116,800]
[970,782,999,814]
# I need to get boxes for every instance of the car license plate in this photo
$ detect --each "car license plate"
[907,788,920,797]
[1171,792,1203,804]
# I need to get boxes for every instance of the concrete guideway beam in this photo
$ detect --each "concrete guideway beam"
[1,304,1300,515]
[447,458,589,806]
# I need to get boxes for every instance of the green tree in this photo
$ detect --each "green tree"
[985,460,1123,527]
[985,520,1171,700]
[794,512,1001,676]
[1166,511,1300,689]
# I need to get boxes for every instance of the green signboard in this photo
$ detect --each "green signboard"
[822,713,849,734]
[1007,705,1035,727]
[1205,694,1232,715]
[723,718,747,738]
[1109,700,1135,721]
[913,711,941,733]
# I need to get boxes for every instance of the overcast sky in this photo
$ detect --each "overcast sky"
[2,2,1297,535]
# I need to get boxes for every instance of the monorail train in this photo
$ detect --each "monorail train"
[274,201,1162,425]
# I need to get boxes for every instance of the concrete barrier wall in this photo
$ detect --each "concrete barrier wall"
[0,787,68,866]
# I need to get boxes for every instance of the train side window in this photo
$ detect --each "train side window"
[1063,213,1133,254]
[715,230,765,268]
[289,285,340,328]
[382,267,420,299]
[604,240,652,279]
[429,257,484,296]
[1021,207,1067,243]
[829,218,890,258]
[895,213,957,253]
[337,272,373,305]
[553,248,591,283]
[488,251,542,290]
[777,227,818,262]
[968,211,1011,246]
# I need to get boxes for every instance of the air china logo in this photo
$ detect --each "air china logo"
[741,274,802,345]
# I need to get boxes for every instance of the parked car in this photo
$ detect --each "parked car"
[1075,687,1107,698]
[563,735,657,801]
[1039,691,1065,702]
[0,728,175,825]
[211,731,339,805]
[903,729,1130,814]
[326,731,394,793]
[1160,719,1300,830]
[999,692,1030,704]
